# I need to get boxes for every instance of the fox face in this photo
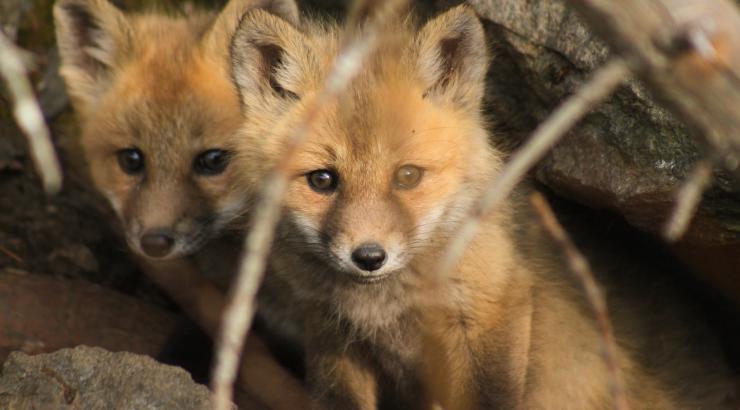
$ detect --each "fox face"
[79,74,245,259]
[55,0,299,260]
[231,7,497,283]
[278,89,491,283]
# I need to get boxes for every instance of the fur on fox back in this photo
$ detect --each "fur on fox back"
[229,5,736,410]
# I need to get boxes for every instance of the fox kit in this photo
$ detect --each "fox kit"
[230,5,736,409]
[54,1,310,408]
[54,0,299,327]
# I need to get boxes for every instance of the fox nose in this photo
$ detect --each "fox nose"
[351,242,387,271]
[140,231,175,258]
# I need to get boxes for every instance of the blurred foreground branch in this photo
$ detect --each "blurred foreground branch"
[0,31,62,195]
[530,193,630,410]
[663,158,714,241]
[210,1,409,408]
[143,259,309,409]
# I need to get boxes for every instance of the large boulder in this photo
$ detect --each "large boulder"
[466,0,740,245]
[0,346,220,409]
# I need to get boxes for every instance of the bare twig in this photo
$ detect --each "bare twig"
[437,58,630,276]
[140,258,310,409]
[530,192,630,410]
[0,244,23,264]
[663,158,714,241]
[0,31,62,195]
[210,1,408,408]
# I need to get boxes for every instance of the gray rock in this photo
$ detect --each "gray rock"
[0,346,222,410]
[469,0,740,244]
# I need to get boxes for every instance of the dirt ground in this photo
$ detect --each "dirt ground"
[0,103,158,298]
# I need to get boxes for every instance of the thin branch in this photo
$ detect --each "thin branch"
[0,244,23,264]
[209,1,408,408]
[0,31,62,195]
[663,158,714,241]
[437,58,630,276]
[530,192,630,410]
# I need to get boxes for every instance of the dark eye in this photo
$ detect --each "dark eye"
[117,148,144,175]
[194,149,231,176]
[307,169,338,193]
[394,165,423,189]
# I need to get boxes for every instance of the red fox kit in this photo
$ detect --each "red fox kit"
[230,5,736,409]
[54,0,300,322]
[54,1,310,408]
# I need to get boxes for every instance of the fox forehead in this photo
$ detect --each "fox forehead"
[292,78,474,178]
[84,43,241,159]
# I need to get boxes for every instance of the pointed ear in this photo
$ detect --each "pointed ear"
[260,0,300,25]
[413,5,488,109]
[230,8,309,109]
[203,0,299,57]
[53,0,132,115]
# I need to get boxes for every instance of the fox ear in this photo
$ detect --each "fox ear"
[203,0,299,57]
[230,8,308,109]
[53,0,132,114]
[414,5,488,109]
[259,0,300,25]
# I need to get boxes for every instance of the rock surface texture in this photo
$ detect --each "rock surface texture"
[467,0,740,244]
[0,346,218,409]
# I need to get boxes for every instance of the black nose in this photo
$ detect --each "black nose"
[140,231,175,258]
[351,242,387,271]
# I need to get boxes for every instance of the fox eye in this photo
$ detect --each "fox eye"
[394,165,423,189]
[117,148,144,175]
[307,169,338,193]
[194,149,231,176]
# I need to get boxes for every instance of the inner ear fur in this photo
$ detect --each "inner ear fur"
[230,8,308,108]
[54,0,132,112]
[414,5,488,108]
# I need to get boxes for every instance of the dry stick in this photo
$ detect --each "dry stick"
[209,1,407,407]
[0,31,62,195]
[663,158,714,241]
[530,193,629,410]
[0,244,23,264]
[437,58,631,276]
